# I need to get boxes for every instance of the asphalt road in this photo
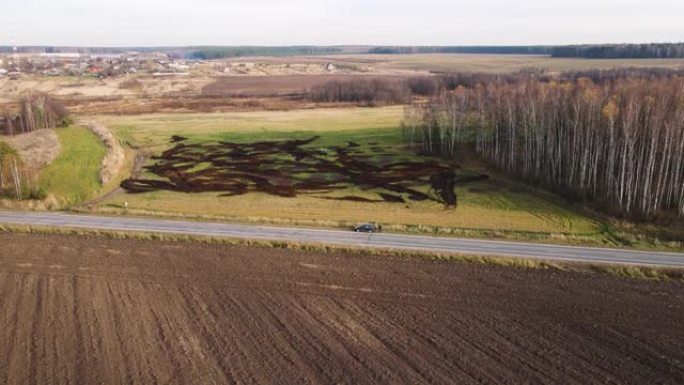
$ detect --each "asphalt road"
[1,211,683,267]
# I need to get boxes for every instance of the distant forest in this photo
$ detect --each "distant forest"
[0,46,346,59]
[0,46,163,54]
[184,47,344,60]
[367,44,684,59]
[551,43,684,59]
[367,46,553,55]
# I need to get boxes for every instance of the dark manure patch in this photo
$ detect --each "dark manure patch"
[378,193,406,203]
[170,135,188,143]
[121,136,488,207]
[319,196,385,203]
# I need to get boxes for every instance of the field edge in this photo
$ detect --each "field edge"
[1,222,682,282]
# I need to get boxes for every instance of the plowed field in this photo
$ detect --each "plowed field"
[0,233,683,384]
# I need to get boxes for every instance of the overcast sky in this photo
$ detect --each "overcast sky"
[1,0,683,47]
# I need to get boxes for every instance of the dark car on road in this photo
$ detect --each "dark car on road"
[354,223,378,233]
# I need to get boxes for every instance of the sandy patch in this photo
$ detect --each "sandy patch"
[2,129,61,170]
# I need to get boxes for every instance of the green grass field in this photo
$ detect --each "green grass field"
[104,107,405,151]
[91,106,610,244]
[39,126,105,205]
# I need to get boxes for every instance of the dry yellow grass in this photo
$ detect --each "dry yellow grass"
[2,129,61,170]
[101,190,596,235]
[334,54,684,74]
[100,106,405,149]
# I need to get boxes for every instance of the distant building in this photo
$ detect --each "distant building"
[87,65,102,74]
[91,53,123,60]
[152,72,190,77]
[40,52,81,59]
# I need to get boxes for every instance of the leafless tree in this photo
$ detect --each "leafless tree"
[0,93,69,136]
[407,74,684,220]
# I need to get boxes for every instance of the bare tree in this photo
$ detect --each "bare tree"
[407,73,684,220]
[0,93,70,136]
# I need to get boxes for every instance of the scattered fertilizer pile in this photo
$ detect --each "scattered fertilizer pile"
[121,136,488,206]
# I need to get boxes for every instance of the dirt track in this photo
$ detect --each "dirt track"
[0,233,683,385]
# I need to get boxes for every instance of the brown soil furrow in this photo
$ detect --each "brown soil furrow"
[250,294,328,384]
[352,300,491,384]
[566,324,684,381]
[219,293,269,383]
[204,292,251,384]
[332,299,460,384]
[462,314,580,383]
[238,292,324,383]
[261,294,355,383]
[277,295,380,383]
[468,313,590,384]
[144,294,188,384]
[301,295,431,384]
[304,296,396,383]
[28,274,47,385]
[477,317,592,384]
[416,312,520,384]
[518,315,670,383]
[0,274,21,385]
[175,288,231,385]
[221,292,279,383]
[6,275,38,384]
[139,286,215,384]
[0,233,683,384]
[108,282,153,384]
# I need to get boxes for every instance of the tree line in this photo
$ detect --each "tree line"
[307,72,542,105]
[405,74,684,220]
[308,78,411,105]
[368,46,552,55]
[0,141,43,200]
[551,43,684,59]
[307,68,684,107]
[186,46,342,60]
[0,93,68,200]
[366,44,684,59]
[0,94,69,136]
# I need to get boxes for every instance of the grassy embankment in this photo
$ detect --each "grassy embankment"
[87,106,618,246]
[38,126,105,206]
[1,222,682,282]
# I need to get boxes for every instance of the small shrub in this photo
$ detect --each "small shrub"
[119,78,143,90]
[405,77,442,95]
